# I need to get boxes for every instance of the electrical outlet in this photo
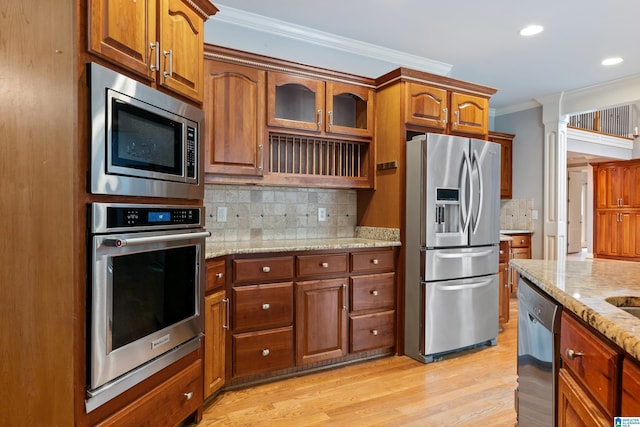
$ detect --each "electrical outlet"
[531,210,538,220]
[217,206,227,222]
[318,207,327,222]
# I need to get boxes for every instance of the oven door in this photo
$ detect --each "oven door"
[89,228,207,393]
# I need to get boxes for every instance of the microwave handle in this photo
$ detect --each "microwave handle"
[105,231,211,247]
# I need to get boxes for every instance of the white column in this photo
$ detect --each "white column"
[539,94,568,261]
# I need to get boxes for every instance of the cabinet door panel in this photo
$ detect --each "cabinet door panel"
[267,73,325,131]
[296,278,348,365]
[557,368,610,427]
[158,0,204,102]
[326,82,374,137]
[404,83,447,129]
[450,92,488,135]
[232,282,293,332]
[232,327,294,377]
[204,291,226,398]
[204,61,265,176]
[88,0,155,79]
[350,310,395,353]
[622,358,640,416]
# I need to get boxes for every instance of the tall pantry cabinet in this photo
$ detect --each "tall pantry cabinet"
[1,1,217,426]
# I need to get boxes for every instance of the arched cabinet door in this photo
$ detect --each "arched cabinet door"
[326,82,374,138]
[404,82,448,129]
[450,92,488,135]
[267,72,325,132]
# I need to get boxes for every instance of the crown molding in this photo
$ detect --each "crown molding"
[213,5,452,76]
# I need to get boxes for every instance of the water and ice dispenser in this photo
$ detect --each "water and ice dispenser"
[434,187,460,234]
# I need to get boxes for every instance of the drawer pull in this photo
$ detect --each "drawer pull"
[371,329,379,336]
[565,348,584,360]
[372,259,379,265]
[521,239,525,244]
[262,266,271,273]
[262,303,270,310]
[262,348,270,357]
[370,290,379,296]
[184,392,193,400]
[499,250,504,255]
[321,262,329,268]
[215,272,224,279]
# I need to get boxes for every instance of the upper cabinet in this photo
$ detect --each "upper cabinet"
[203,59,265,176]
[403,80,491,136]
[488,131,514,199]
[267,72,375,138]
[595,163,640,209]
[88,0,218,103]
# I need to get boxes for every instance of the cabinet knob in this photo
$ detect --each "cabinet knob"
[262,266,271,273]
[521,239,525,244]
[499,250,504,255]
[370,290,379,296]
[184,392,193,400]
[262,303,270,310]
[372,259,379,265]
[321,262,329,268]
[565,348,583,360]
[215,272,224,279]
[371,329,379,336]
[262,348,270,357]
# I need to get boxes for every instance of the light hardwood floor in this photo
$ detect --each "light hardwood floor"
[199,299,518,426]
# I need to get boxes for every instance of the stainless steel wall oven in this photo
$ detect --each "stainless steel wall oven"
[86,203,209,412]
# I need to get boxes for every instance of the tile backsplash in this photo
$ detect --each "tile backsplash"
[500,198,534,231]
[204,184,357,241]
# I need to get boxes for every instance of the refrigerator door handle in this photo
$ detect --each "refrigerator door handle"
[471,148,484,234]
[461,150,472,234]
[434,249,495,259]
[434,278,494,291]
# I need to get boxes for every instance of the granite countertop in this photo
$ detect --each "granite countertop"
[512,258,640,361]
[205,226,401,259]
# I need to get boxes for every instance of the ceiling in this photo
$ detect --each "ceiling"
[205,0,640,113]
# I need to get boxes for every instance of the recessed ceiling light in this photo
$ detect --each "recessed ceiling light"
[602,57,623,66]
[520,25,544,36]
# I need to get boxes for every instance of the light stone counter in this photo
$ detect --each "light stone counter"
[205,226,401,259]
[512,258,640,361]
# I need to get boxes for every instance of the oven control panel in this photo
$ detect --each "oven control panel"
[91,203,204,233]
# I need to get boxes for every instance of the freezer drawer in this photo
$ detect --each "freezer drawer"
[422,246,498,282]
[421,274,498,357]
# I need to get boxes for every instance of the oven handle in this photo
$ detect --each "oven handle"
[105,231,211,247]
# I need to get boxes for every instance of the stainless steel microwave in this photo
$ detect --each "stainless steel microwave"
[88,62,204,200]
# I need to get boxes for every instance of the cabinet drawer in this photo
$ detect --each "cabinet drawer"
[232,282,293,331]
[296,253,348,277]
[233,256,293,283]
[499,241,510,263]
[96,359,202,427]
[622,358,640,416]
[350,273,395,313]
[560,312,621,416]
[206,258,226,293]
[350,250,395,273]
[350,310,395,353]
[233,327,294,377]
[509,234,530,248]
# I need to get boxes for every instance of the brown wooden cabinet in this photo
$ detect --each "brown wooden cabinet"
[559,312,621,421]
[88,0,217,102]
[296,277,349,365]
[449,92,489,135]
[203,60,265,176]
[267,72,374,138]
[503,233,531,295]
[557,368,610,427]
[594,160,640,260]
[498,240,511,325]
[622,358,640,416]
[204,258,227,399]
[488,131,514,199]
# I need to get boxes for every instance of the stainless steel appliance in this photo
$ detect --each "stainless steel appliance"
[88,62,204,200]
[86,202,209,412]
[405,133,500,363]
[516,276,562,427]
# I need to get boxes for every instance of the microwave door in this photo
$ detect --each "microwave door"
[469,138,500,247]
[423,134,470,248]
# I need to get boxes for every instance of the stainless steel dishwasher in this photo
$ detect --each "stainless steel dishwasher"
[516,276,562,427]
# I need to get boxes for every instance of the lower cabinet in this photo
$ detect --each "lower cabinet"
[204,290,226,399]
[222,246,397,385]
[296,278,349,365]
[557,368,610,427]
[622,358,640,416]
[498,240,511,325]
[96,359,203,427]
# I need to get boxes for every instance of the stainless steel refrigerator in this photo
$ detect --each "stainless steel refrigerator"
[404,133,501,363]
